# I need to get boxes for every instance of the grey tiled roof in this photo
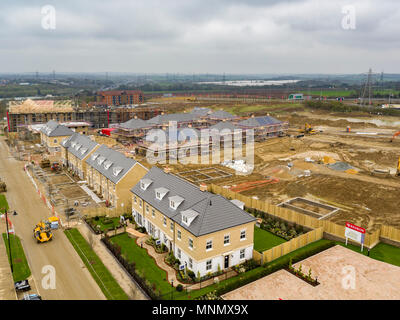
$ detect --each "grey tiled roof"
[85,144,142,183]
[119,118,151,130]
[40,120,74,137]
[192,107,211,116]
[147,113,200,125]
[131,167,256,236]
[209,121,240,131]
[238,116,283,127]
[61,133,99,160]
[208,110,236,119]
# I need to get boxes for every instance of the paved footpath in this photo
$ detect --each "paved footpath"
[0,137,105,300]
[0,221,17,300]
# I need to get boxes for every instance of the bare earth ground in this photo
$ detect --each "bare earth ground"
[222,245,400,300]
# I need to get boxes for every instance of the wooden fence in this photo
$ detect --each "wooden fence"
[209,184,400,249]
[80,205,130,218]
[253,227,324,264]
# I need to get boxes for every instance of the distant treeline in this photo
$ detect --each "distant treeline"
[304,100,400,116]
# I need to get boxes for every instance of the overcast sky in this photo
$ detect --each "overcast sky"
[0,0,399,74]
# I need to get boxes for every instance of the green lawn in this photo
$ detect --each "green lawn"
[64,228,129,300]
[2,233,31,282]
[88,216,121,232]
[110,233,174,297]
[254,226,287,253]
[335,241,400,267]
[0,194,9,213]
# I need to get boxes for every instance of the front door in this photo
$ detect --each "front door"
[224,255,229,269]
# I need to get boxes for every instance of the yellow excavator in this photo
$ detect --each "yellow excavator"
[300,123,316,135]
[33,217,59,243]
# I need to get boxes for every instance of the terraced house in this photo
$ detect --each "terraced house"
[85,145,148,209]
[40,120,74,152]
[60,133,100,179]
[131,167,256,277]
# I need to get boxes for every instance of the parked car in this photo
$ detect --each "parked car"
[14,280,31,292]
[21,294,42,300]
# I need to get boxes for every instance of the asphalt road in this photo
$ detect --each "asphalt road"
[0,138,105,300]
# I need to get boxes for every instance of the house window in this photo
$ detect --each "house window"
[188,238,193,249]
[139,200,142,208]
[206,260,212,271]
[163,217,167,226]
[224,235,230,245]
[188,258,193,269]
[152,209,155,218]
[177,230,181,240]
[146,205,149,213]
[170,222,174,232]
[240,230,246,240]
[206,240,212,251]
[182,215,188,224]
[240,249,245,260]
[177,248,181,259]
[170,200,175,209]
[156,192,160,199]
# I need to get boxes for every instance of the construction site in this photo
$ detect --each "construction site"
[134,97,400,233]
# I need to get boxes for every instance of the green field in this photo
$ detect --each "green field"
[221,103,303,115]
[2,233,31,282]
[64,228,129,300]
[0,194,9,213]
[254,226,287,253]
[335,241,400,267]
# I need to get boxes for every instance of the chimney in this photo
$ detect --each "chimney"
[199,183,207,192]
[134,115,138,119]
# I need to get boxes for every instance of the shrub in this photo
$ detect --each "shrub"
[176,284,183,292]
[187,270,196,280]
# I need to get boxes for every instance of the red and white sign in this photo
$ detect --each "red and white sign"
[345,222,365,234]
[345,222,365,244]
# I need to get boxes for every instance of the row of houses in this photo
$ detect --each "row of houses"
[39,120,257,276]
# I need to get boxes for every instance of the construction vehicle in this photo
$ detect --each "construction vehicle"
[51,162,61,173]
[390,131,400,142]
[299,123,316,135]
[33,217,59,243]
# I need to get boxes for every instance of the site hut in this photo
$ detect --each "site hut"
[60,133,100,179]
[288,93,304,101]
[237,115,289,142]
[111,118,154,145]
[39,120,74,153]
[131,167,256,277]
[85,144,148,210]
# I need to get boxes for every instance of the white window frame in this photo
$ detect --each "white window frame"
[206,259,212,271]
[163,217,167,227]
[152,208,155,218]
[224,234,230,246]
[188,258,193,270]
[170,222,174,232]
[206,240,213,251]
[240,248,245,260]
[177,230,181,241]
[188,238,193,250]
[177,248,181,259]
[240,229,246,241]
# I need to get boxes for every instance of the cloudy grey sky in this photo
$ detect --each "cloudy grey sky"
[0,0,399,74]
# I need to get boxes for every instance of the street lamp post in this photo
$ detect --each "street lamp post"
[4,209,13,273]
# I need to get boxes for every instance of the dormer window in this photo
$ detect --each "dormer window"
[140,179,153,191]
[155,187,169,200]
[113,166,123,176]
[104,160,113,170]
[80,148,88,155]
[97,156,106,165]
[75,143,81,151]
[91,153,99,161]
[181,209,199,227]
[168,195,184,210]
